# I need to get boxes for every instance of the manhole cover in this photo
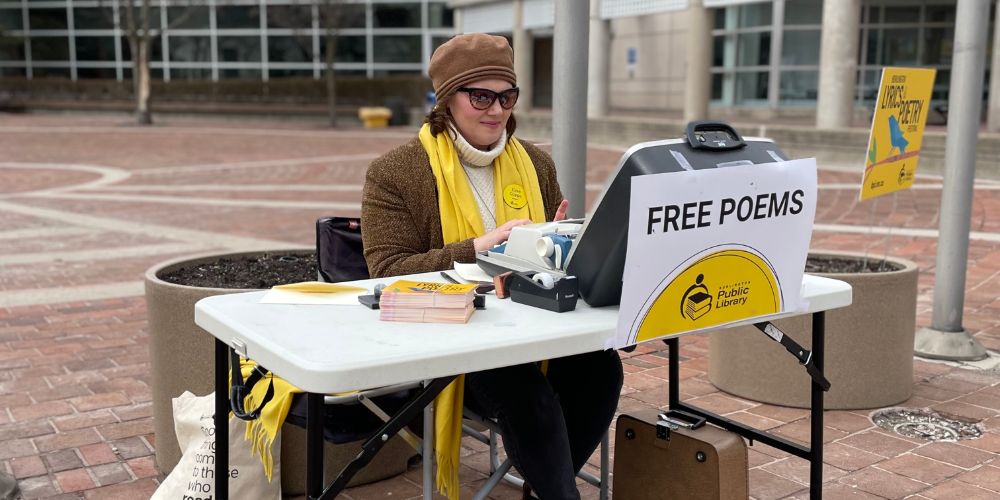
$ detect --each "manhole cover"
[871,408,982,442]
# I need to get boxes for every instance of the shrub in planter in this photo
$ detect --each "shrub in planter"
[708,251,918,409]
[145,249,413,495]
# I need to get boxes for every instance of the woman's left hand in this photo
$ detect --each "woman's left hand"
[554,199,569,221]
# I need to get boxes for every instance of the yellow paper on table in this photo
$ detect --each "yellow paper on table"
[260,281,367,305]
[860,67,936,201]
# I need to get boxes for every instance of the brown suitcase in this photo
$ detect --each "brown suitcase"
[613,409,748,500]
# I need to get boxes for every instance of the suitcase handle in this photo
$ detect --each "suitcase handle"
[658,409,706,430]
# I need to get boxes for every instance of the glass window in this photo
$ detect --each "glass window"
[270,68,314,79]
[714,8,725,29]
[268,35,312,63]
[1,66,27,77]
[737,3,771,28]
[858,69,880,103]
[372,69,421,76]
[923,28,953,65]
[931,69,949,101]
[119,7,161,30]
[33,66,71,78]
[30,37,69,60]
[1,8,23,31]
[863,29,877,65]
[216,5,260,29]
[373,3,420,28]
[320,35,365,63]
[320,3,365,29]
[734,71,768,104]
[866,7,880,24]
[783,0,821,25]
[29,8,67,30]
[267,5,313,29]
[780,30,819,65]
[884,7,919,23]
[711,73,723,100]
[77,67,117,79]
[168,36,211,62]
[779,70,818,104]
[218,36,260,62]
[0,39,25,60]
[168,6,209,30]
[736,32,770,66]
[712,35,725,67]
[428,3,453,28]
[74,7,114,30]
[373,35,420,63]
[75,36,116,61]
[120,36,163,62]
[220,68,261,79]
[170,67,211,80]
[432,35,451,53]
[881,28,918,65]
[925,6,955,24]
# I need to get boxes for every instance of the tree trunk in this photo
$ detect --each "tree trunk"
[135,37,152,125]
[325,33,337,128]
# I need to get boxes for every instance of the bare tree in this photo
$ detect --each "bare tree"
[107,0,204,125]
[268,0,346,127]
[318,0,345,127]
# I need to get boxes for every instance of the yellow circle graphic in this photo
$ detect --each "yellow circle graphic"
[634,247,781,343]
[502,184,527,209]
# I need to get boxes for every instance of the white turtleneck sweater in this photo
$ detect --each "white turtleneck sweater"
[450,126,507,233]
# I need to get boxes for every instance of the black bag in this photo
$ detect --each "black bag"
[316,216,369,283]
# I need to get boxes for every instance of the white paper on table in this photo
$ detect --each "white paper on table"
[453,262,493,283]
[259,288,365,305]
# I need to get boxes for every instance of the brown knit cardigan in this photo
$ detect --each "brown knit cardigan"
[361,137,564,278]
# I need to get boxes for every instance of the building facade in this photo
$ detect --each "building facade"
[0,0,455,82]
[452,0,995,120]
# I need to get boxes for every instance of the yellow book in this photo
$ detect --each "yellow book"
[380,280,477,309]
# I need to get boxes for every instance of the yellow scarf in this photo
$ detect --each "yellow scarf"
[418,123,546,500]
[233,358,299,482]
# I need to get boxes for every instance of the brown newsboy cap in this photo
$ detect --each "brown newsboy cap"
[428,33,516,103]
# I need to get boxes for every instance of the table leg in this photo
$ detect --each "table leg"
[214,339,229,500]
[423,384,434,500]
[810,312,825,500]
[307,392,325,499]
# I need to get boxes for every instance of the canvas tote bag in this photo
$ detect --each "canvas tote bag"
[151,391,281,499]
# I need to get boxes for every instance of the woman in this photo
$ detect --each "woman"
[362,33,622,500]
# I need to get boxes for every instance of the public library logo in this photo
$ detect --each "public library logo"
[633,246,784,343]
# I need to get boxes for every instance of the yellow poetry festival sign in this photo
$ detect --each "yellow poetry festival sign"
[861,67,936,201]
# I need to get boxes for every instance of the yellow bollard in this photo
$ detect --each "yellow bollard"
[358,106,392,128]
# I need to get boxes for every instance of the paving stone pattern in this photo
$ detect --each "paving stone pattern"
[0,114,998,499]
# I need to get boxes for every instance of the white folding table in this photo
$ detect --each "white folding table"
[195,271,851,500]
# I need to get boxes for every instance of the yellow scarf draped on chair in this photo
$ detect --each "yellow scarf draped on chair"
[418,123,546,500]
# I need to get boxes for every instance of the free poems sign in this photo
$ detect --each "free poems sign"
[861,67,936,201]
[613,158,818,349]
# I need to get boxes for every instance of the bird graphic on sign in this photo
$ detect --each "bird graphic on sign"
[888,115,909,155]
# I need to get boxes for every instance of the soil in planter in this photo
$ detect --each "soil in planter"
[159,252,319,289]
[806,255,904,274]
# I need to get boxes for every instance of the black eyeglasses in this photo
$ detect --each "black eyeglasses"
[458,87,520,110]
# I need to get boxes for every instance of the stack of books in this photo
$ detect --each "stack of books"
[379,280,478,324]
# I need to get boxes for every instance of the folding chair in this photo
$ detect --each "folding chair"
[314,216,609,499]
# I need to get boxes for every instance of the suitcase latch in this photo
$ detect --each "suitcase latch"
[655,418,678,440]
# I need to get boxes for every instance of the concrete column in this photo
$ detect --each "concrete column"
[588,0,610,118]
[684,0,712,123]
[987,2,1000,132]
[915,0,991,361]
[552,0,589,219]
[815,0,860,129]
[513,0,534,111]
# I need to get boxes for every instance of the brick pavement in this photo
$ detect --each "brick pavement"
[0,113,997,499]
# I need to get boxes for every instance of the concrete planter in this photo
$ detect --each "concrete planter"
[708,251,918,410]
[145,249,413,495]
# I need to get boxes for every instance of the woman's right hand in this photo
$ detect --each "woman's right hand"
[474,219,532,252]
